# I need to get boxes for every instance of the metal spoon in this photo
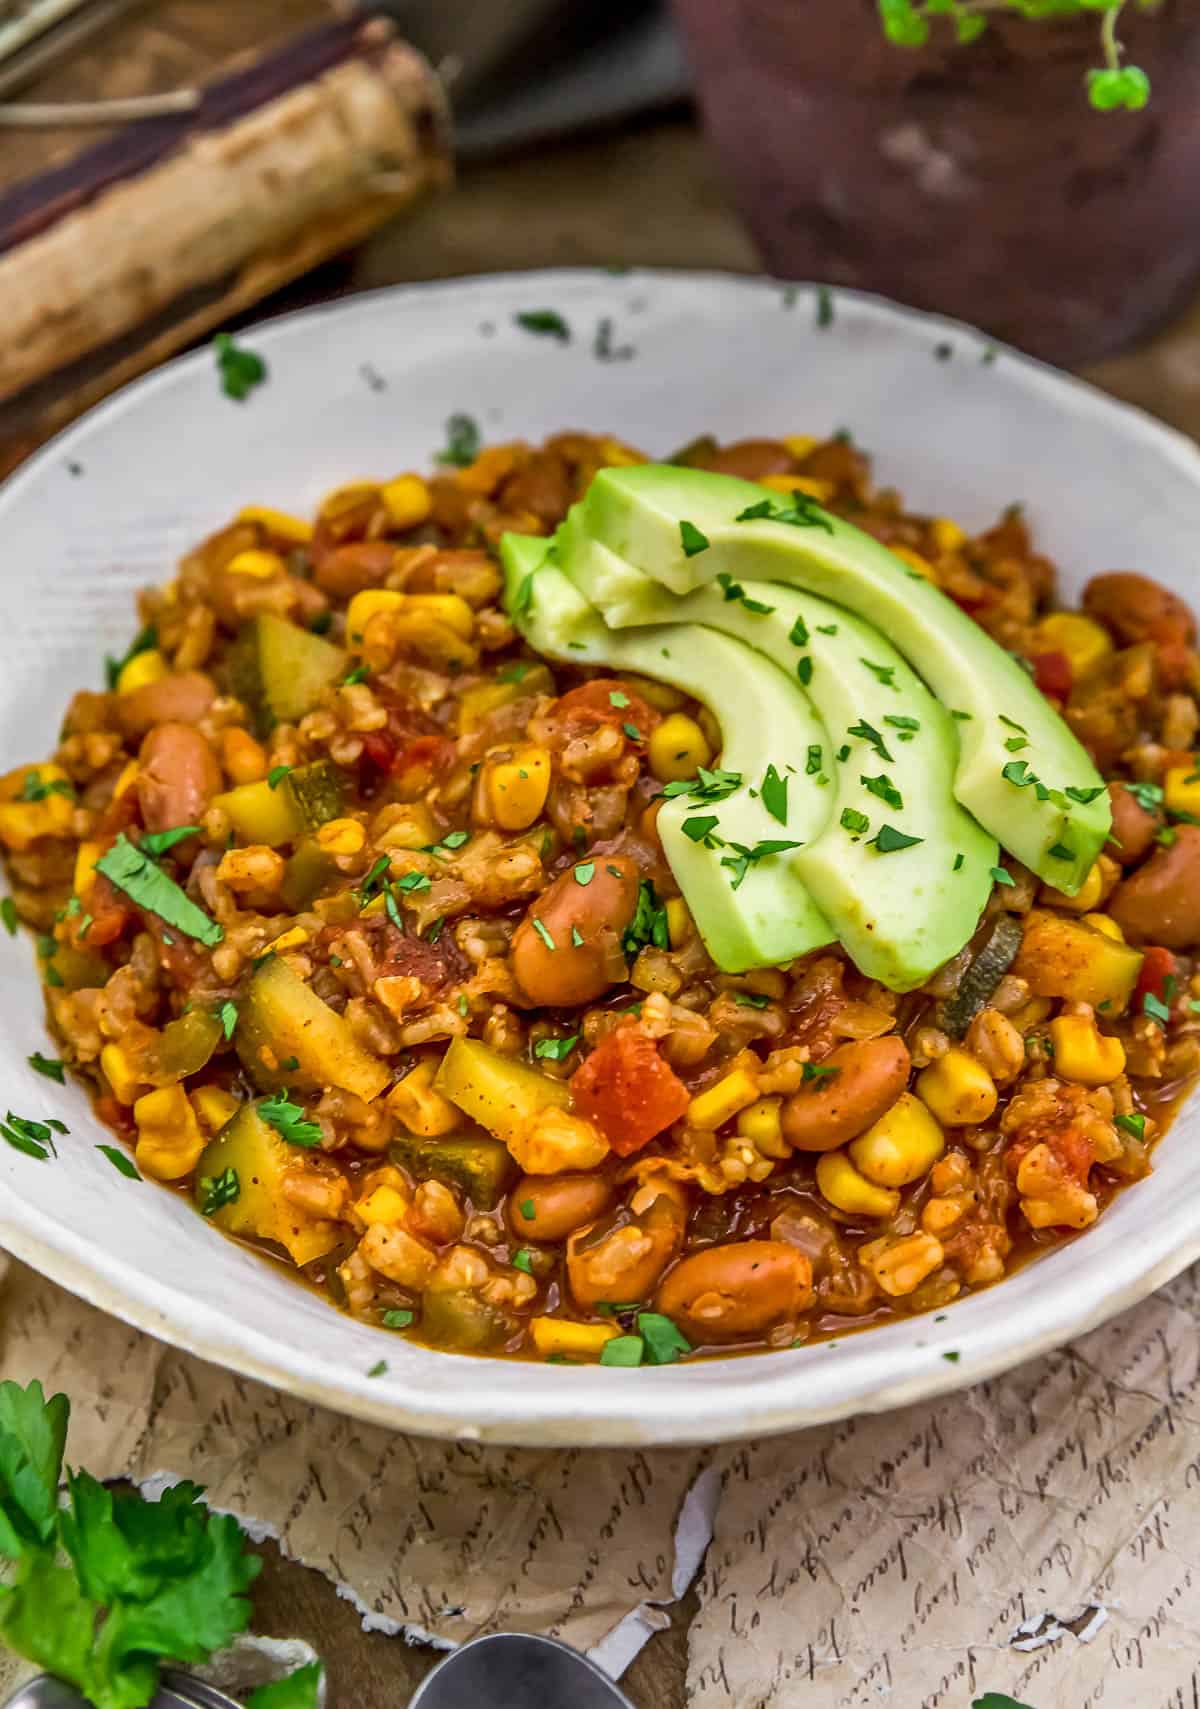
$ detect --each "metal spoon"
[4,1674,242,1709]
[408,1633,639,1709]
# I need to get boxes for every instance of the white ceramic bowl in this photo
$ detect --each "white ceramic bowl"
[3,270,1199,1447]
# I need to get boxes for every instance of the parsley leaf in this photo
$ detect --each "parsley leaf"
[216,1000,239,1041]
[861,773,903,811]
[841,808,870,836]
[512,1249,534,1275]
[806,745,823,776]
[259,1094,322,1148]
[1,897,17,936]
[871,824,923,853]
[514,309,571,342]
[244,1664,324,1709]
[382,1309,414,1330]
[720,838,801,890]
[637,1312,691,1366]
[96,1145,141,1180]
[1115,1112,1146,1140]
[796,657,813,686]
[534,1035,580,1061]
[1066,785,1106,805]
[95,834,223,947]
[27,1052,64,1084]
[734,495,833,535]
[266,765,293,791]
[860,658,898,690]
[802,1061,840,1082]
[990,866,1016,888]
[532,919,556,951]
[200,1167,240,1216]
[600,1336,644,1367]
[761,764,789,825]
[214,332,267,402]
[435,413,481,468]
[846,719,894,762]
[734,991,770,1008]
[682,814,721,844]
[679,520,710,557]
[622,881,670,956]
[138,825,201,858]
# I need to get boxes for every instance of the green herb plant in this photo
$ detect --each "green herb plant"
[0,1377,321,1709]
[877,0,1159,110]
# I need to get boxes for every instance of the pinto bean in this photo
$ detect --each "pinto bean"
[1107,781,1160,866]
[1083,573,1195,647]
[511,854,639,1007]
[654,1241,814,1343]
[1107,824,1200,949]
[566,1189,685,1309]
[508,1172,615,1242]
[115,671,216,737]
[781,1036,910,1152]
[137,724,221,833]
[706,439,795,480]
[313,542,396,600]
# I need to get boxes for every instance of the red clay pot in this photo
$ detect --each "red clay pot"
[671,0,1200,364]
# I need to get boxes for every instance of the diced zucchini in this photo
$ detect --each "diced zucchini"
[195,1101,340,1266]
[389,1129,515,1208]
[420,1288,513,1351]
[1012,908,1144,1014]
[280,838,337,911]
[235,955,389,1101]
[43,942,110,991]
[213,760,343,849]
[231,612,346,731]
[434,1035,573,1146]
[456,663,554,732]
[152,1008,223,1081]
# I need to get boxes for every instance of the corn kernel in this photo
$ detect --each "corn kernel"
[319,481,381,522]
[73,840,102,898]
[915,1051,997,1129]
[133,1084,206,1181]
[1082,911,1124,942]
[112,759,139,800]
[759,473,835,502]
[1032,611,1113,681]
[458,446,518,494]
[387,1058,460,1137]
[861,1231,945,1297]
[1044,859,1105,914]
[1048,1015,1126,1086]
[850,1092,947,1185]
[100,1043,144,1106]
[236,505,313,545]
[688,1067,760,1132]
[116,648,168,695]
[477,745,552,832]
[930,517,967,551]
[782,434,819,459]
[737,1097,789,1159]
[648,713,713,784]
[356,1184,410,1226]
[381,474,433,531]
[269,925,309,953]
[665,896,691,948]
[815,1150,900,1219]
[1165,761,1200,821]
[190,1086,240,1134]
[0,763,76,851]
[346,588,404,644]
[890,544,937,582]
[226,548,285,581]
[315,818,366,857]
[403,593,475,639]
[530,1317,620,1360]
[376,803,437,851]
[220,726,269,786]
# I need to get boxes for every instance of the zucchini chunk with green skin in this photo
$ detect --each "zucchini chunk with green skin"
[571,464,1110,893]
[421,1288,514,1351]
[434,1034,572,1145]
[500,533,836,973]
[151,1007,223,1081]
[235,955,389,1101]
[545,528,997,991]
[279,837,338,911]
[213,759,343,848]
[1012,909,1144,1014]
[231,611,346,731]
[389,1129,516,1208]
[940,915,1024,1036]
[195,1101,341,1266]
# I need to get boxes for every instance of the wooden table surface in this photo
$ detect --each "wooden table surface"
[9,5,1200,1703]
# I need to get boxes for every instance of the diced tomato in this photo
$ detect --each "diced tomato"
[570,1024,690,1156]
[1134,944,1177,1009]
[1032,650,1072,702]
[550,678,661,741]
[78,873,131,948]
[360,731,398,775]
[1005,1123,1093,1188]
[392,735,455,797]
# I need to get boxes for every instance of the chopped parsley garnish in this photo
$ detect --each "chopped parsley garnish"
[396,870,432,894]
[806,746,823,776]
[356,855,391,904]
[259,1093,322,1148]
[998,715,1027,733]
[1156,826,1178,847]
[514,308,571,342]
[608,689,630,708]
[97,1144,141,1181]
[941,1350,960,1364]
[571,925,584,947]
[512,572,535,616]
[622,722,642,743]
[1048,841,1075,861]
[342,664,370,687]
[16,772,73,805]
[532,919,557,951]
[861,773,903,811]
[457,994,469,1018]
[383,1308,415,1329]
[139,825,201,858]
[953,852,965,871]
[1,1112,56,1160]
[872,825,923,854]
[27,1052,64,1083]
[638,1312,691,1366]
[511,1249,534,1275]
[679,520,710,557]
[761,764,788,825]
[840,808,870,837]
[990,866,1016,887]
[816,623,838,636]
[104,622,157,690]
[367,1361,388,1378]
[214,332,267,401]
[860,659,897,690]
[796,657,813,686]
[733,494,833,535]
[715,572,774,614]
[199,1167,240,1216]
[682,814,721,844]
[660,766,742,804]
[1003,736,1029,753]
[574,862,596,885]
[267,765,292,790]
[1115,1112,1146,1140]
[816,285,834,328]
[950,709,971,721]
[436,412,481,467]
[1001,760,1034,788]
[734,991,770,1009]
[1,897,16,935]
[1125,780,1164,814]
[802,1061,840,1082]
[720,838,801,890]
[498,662,530,684]
[789,615,810,648]
[622,881,670,955]
[884,715,920,734]
[95,834,223,947]
[846,719,893,762]
[1143,990,1171,1027]
[1066,785,1106,804]
[600,1336,644,1367]
[279,1056,300,1072]
[534,1035,579,1061]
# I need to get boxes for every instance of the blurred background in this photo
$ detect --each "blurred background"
[3,0,1200,470]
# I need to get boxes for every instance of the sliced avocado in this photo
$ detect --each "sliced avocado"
[556,538,997,989]
[501,533,836,972]
[574,465,1110,892]
[195,1101,342,1267]
[231,612,346,731]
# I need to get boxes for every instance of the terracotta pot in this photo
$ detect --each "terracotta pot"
[671,0,1200,364]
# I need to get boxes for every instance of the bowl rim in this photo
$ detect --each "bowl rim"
[4,265,1200,1447]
